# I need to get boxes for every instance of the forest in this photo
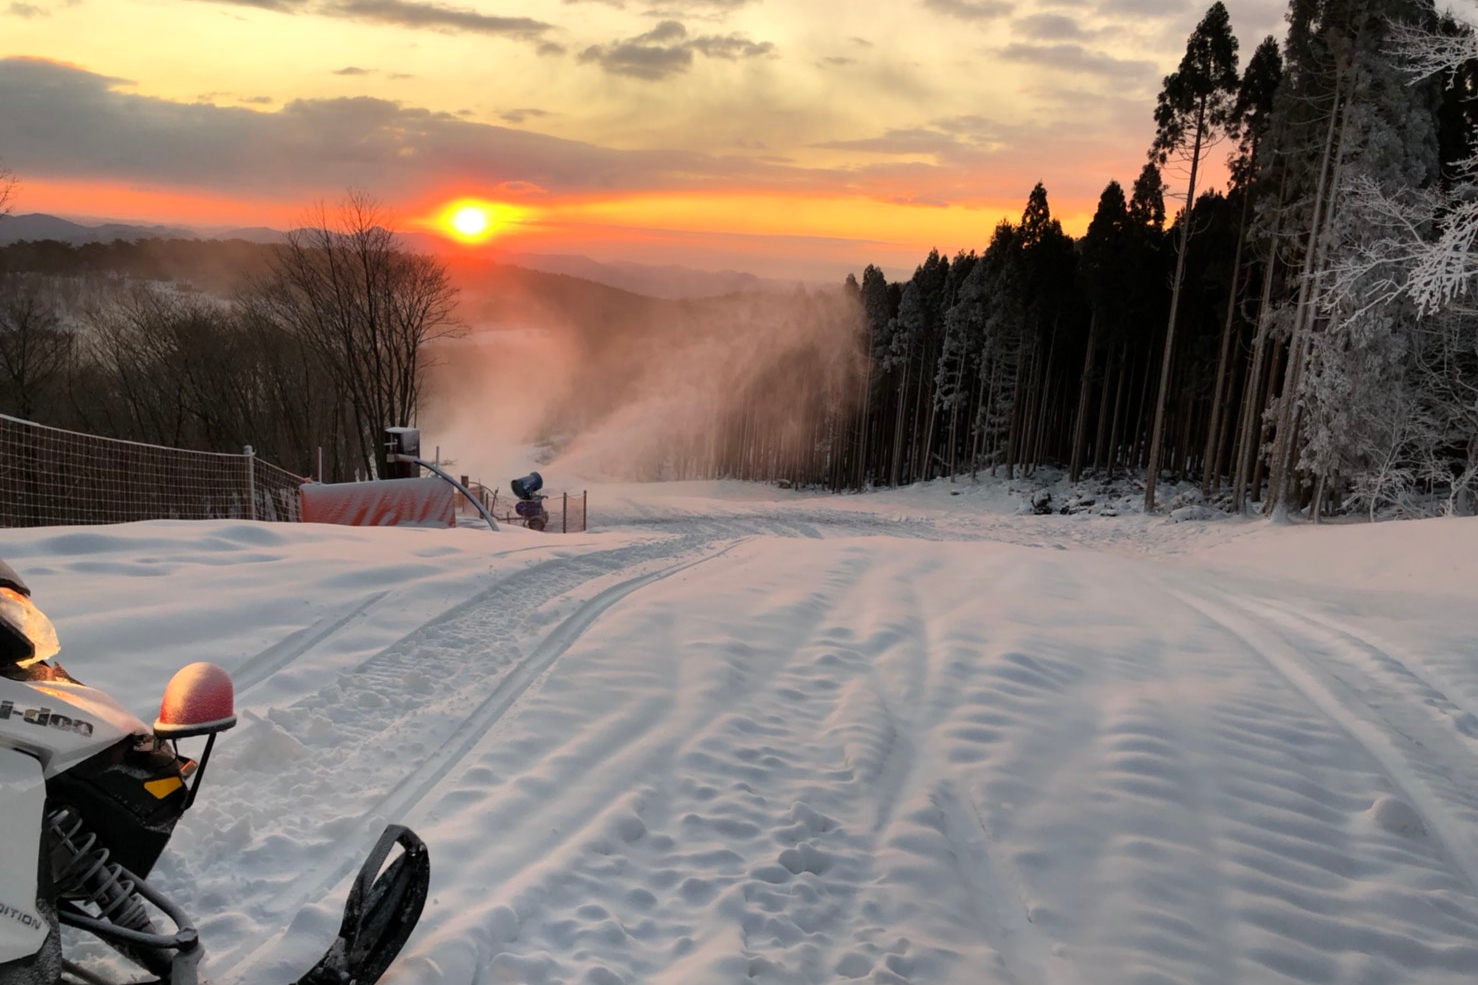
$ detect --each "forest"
[719,0,1478,519]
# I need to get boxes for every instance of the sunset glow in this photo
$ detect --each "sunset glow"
[428,200,528,246]
[450,206,489,239]
[0,0,1286,279]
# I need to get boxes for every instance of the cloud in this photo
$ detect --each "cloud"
[0,55,1153,240]
[183,0,307,8]
[329,0,552,37]
[334,66,373,75]
[578,20,774,79]
[998,42,1155,79]
[819,56,856,67]
[0,56,805,199]
[922,0,1013,20]
[184,0,556,39]
[1012,12,1087,40]
[500,107,552,124]
[818,127,971,156]
[242,95,276,104]
[818,111,1014,152]
[1097,0,1186,14]
[7,2,47,16]
[643,0,756,15]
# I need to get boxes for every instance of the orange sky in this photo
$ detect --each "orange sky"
[0,0,1281,281]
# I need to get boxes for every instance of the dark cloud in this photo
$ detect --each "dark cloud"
[578,20,773,80]
[922,0,1013,20]
[7,3,48,17]
[1013,13,1086,40]
[388,71,415,79]
[0,56,807,199]
[998,42,1155,79]
[242,95,276,104]
[334,66,373,75]
[819,56,856,67]
[850,37,874,47]
[688,34,771,59]
[330,0,551,37]
[538,41,567,56]
[1096,0,1185,14]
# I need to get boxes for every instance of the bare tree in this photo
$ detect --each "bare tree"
[0,278,73,420]
[253,192,461,478]
[0,160,16,220]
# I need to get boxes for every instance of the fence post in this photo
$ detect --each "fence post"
[562,492,568,533]
[583,489,587,532]
[244,445,257,521]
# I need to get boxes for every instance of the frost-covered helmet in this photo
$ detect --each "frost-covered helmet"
[0,560,59,665]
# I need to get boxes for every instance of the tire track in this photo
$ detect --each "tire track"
[1172,588,1478,896]
[934,780,1090,985]
[233,590,389,694]
[1249,597,1478,739]
[369,543,741,824]
[203,538,738,981]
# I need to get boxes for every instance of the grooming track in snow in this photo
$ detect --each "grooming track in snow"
[9,485,1478,985]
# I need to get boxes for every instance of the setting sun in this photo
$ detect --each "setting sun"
[451,205,487,237]
[433,198,528,245]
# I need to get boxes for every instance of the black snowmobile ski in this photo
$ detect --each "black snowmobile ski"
[56,824,429,985]
[292,825,430,985]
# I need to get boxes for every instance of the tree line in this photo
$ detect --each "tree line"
[731,0,1478,519]
[0,193,459,482]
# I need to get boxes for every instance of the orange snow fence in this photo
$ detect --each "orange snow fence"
[300,477,456,528]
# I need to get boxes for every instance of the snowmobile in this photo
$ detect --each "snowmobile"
[0,560,430,985]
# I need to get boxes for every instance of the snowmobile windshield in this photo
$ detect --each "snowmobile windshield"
[0,558,29,597]
[0,586,59,665]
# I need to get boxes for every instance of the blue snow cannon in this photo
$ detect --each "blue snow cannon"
[510,472,544,500]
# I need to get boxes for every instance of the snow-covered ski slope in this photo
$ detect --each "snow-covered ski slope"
[8,479,1478,985]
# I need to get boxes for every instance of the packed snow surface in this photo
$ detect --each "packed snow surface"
[8,479,1478,985]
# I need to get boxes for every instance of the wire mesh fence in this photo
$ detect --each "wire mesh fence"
[470,485,587,533]
[0,414,307,527]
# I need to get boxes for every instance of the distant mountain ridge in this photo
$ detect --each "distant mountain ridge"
[0,213,800,299]
[0,213,198,245]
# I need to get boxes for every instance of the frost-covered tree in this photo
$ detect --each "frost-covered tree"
[1202,36,1283,497]
[1257,0,1445,518]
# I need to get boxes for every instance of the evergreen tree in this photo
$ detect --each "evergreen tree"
[1071,181,1130,480]
[1144,1,1241,509]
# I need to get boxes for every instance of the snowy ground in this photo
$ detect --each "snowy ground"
[8,478,1478,985]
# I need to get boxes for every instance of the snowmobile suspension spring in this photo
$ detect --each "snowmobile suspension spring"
[46,806,154,933]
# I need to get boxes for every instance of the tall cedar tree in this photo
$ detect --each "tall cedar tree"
[1144,1,1240,510]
